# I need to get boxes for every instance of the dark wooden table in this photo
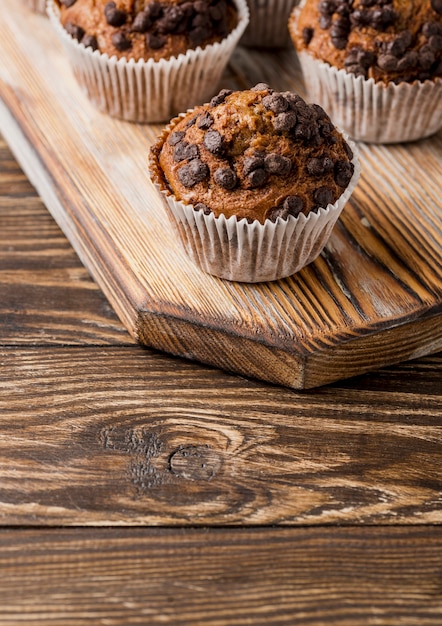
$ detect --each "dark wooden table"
[1,133,441,624]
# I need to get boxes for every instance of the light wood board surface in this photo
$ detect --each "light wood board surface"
[1,0,441,388]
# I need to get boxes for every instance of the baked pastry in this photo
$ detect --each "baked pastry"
[54,0,239,61]
[289,0,442,142]
[149,84,360,282]
[241,0,299,47]
[47,0,249,122]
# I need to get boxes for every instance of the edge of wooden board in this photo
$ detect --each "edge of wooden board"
[1,4,442,389]
[2,86,441,388]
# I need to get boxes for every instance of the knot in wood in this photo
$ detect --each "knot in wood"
[169,445,222,481]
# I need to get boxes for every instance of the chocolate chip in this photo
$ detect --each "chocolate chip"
[197,112,214,130]
[307,157,334,176]
[343,141,354,161]
[185,115,198,128]
[433,57,442,75]
[209,2,224,21]
[104,2,127,27]
[318,1,336,16]
[131,10,153,33]
[81,34,98,51]
[346,46,376,70]
[283,195,304,216]
[251,83,271,91]
[419,45,436,70]
[350,9,371,27]
[282,92,305,111]
[429,35,442,52]
[311,103,330,120]
[194,202,211,214]
[370,7,397,31]
[60,0,77,6]
[147,33,166,49]
[112,31,131,51]
[247,168,266,188]
[313,186,334,207]
[177,159,210,187]
[330,16,350,38]
[203,130,224,156]
[422,22,442,38]
[431,0,442,15]
[189,26,212,44]
[180,1,195,18]
[195,0,209,15]
[377,54,398,71]
[293,121,313,141]
[65,22,85,41]
[384,31,413,57]
[302,27,314,45]
[168,131,186,146]
[243,155,265,175]
[331,37,348,49]
[157,5,185,34]
[334,160,354,187]
[192,12,210,28]
[319,15,333,29]
[264,154,292,176]
[214,167,237,190]
[397,50,419,72]
[147,1,163,18]
[262,93,289,114]
[273,111,298,132]
[173,141,199,162]
[336,2,350,17]
[210,89,232,107]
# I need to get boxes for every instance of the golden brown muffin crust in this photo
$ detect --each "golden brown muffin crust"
[290,0,442,83]
[153,85,355,224]
[55,0,238,61]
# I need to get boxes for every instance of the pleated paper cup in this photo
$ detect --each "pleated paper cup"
[24,0,47,13]
[47,0,249,123]
[149,116,360,282]
[240,0,299,48]
[296,51,442,144]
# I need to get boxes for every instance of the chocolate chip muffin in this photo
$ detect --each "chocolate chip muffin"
[150,85,360,281]
[291,0,442,84]
[289,0,442,142]
[152,84,355,223]
[55,0,239,61]
[47,0,249,122]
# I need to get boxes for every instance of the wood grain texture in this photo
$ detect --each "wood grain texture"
[0,136,133,345]
[1,346,440,526]
[1,1,442,388]
[0,527,441,625]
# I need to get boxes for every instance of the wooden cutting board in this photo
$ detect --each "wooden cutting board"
[1,0,441,388]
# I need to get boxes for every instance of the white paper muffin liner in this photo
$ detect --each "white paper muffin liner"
[240,0,299,48]
[297,52,442,144]
[150,117,360,282]
[47,0,249,123]
[24,0,47,13]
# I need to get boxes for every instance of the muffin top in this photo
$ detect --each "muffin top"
[290,0,442,83]
[55,0,238,61]
[151,84,355,224]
